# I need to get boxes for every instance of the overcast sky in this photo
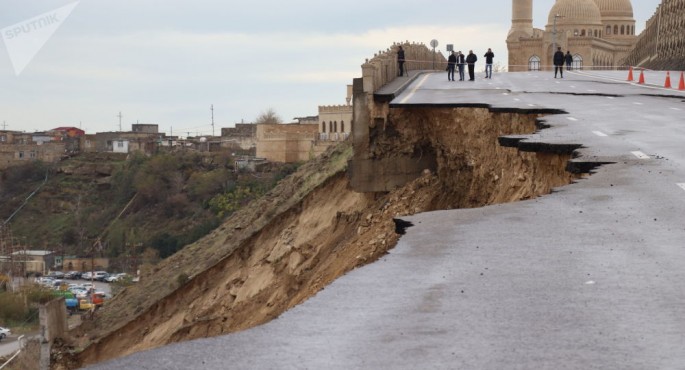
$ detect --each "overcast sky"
[0,0,662,136]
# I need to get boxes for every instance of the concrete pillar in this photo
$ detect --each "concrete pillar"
[509,0,533,39]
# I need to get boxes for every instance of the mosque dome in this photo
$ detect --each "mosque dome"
[547,0,603,27]
[593,0,634,19]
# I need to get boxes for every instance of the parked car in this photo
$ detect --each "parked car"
[48,271,65,279]
[106,273,130,283]
[65,298,79,314]
[81,272,92,280]
[93,271,109,282]
[0,326,10,341]
[79,299,95,311]
[64,271,82,279]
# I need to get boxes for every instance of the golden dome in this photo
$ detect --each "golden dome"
[593,0,633,18]
[547,0,603,27]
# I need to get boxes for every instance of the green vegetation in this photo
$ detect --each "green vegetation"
[0,285,53,327]
[0,151,299,269]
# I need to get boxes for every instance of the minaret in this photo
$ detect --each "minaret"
[508,0,534,39]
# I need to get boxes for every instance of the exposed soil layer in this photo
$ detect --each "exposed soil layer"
[54,108,583,369]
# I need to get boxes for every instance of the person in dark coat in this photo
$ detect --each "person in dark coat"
[565,51,573,71]
[554,47,565,78]
[466,50,477,81]
[447,51,457,81]
[397,46,406,77]
[484,48,495,79]
[457,51,466,81]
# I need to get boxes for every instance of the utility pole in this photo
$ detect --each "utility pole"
[211,104,215,137]
[1,121,7,130]
[117,112,123,132]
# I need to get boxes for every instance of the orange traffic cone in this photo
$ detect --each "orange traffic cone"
[638,69,645,84]
[627,66,634,81]
[678,72,685,91]
[664,71,672,88]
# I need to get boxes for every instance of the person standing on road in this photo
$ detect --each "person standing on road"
[484,48,495,79]
[466,50,477,81]
[397,46,406,77]
[457,51,466,81]
[565,51,573,71]
[447,51,457,81]
[554,47,565,78]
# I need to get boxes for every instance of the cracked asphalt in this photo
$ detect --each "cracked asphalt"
[87,71,685,370]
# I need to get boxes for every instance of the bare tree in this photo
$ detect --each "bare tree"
[255,108,282,124]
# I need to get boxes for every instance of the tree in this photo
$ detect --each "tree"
[255,108,282,124]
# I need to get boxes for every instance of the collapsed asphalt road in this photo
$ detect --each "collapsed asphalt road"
[86,70,685,370]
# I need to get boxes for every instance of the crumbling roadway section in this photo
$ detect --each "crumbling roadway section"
[87,71,685,369]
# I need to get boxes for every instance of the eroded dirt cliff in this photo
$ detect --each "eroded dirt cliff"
[55,108,583,369]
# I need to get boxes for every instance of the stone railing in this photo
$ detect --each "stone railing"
[361,41,447,94]
[622,0,685,70]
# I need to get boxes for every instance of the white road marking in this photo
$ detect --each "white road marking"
[587,89,596,92]
[607,97,615,99]
[528,104,536,107]
[503,93,509,96]
[631,151,650,159]
[671,107,681,111]
[678,183,685,192]
[633,102,643,105]
[585,280,596,285]
[399,74,430,104]
[567,117,578,121]
[514,98,520,101]
[570,85,576,88]
[593,131,608,137]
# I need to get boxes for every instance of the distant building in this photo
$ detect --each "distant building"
[221,123,257,152]
[51,127,85,138]
[294,116,319,125]
[234,156,268,172]
[62,257,110,272]
[255,123,319,163]
[0,130,66,170]
[9,250,55,275]
[94,131,163,155]
[132,124,159,134]
[507,0,639,72]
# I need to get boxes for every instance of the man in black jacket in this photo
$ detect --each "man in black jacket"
[466,50,477,81]
[397,46,405,77]
[484,48,494,79]
[554,47,565,78]
[565,51,573,71]
[447,51,457,81]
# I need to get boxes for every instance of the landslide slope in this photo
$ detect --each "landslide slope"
[59,108,584,369]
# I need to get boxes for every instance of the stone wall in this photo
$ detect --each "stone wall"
[255,124,318,163]
[361,42,446,95]
[0,142,66,170]
[63,258,110,272]
[40,298,68,342]
[221,124,257,151]
[622,0,685,70]
[94,132,160,154]
[351,42,446,192]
